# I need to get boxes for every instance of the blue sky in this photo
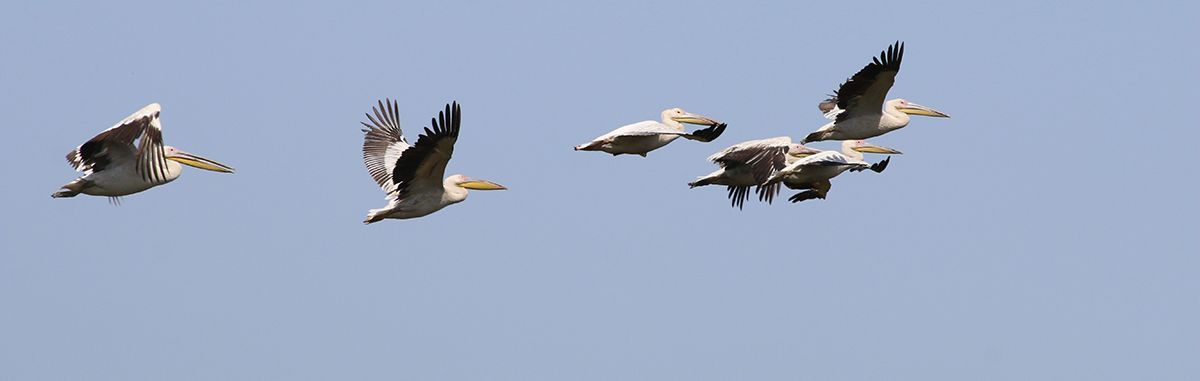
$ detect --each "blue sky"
[2,1,1198,380]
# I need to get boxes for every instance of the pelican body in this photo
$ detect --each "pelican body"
[802,42,948,144]
[359,100,506,224]
[689,136,821,208]
[575,108,726,156]
[52,103,234,202]
[765,140,899,203]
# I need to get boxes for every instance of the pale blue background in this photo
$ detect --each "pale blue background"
[2,1,1198,380]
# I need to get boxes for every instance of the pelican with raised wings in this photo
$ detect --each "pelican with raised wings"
[764,140,899,203]
[359,100,506,224]
[52,103,234,203]
[688,136,821,208]
[574,108,726,156]
[802,42,949,144]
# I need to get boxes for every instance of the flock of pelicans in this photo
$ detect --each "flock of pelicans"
[52,42,950,224]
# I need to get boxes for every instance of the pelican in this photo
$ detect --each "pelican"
[359,100,506,224]
[802,42,949,144]
[688,136,821,208]
[764,140,899,203]
[52,103,234,203]
[574,108,726,156]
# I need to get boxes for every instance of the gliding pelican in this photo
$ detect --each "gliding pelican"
[52,103,235,203]
[360,100,506,224]
[688,136,821,208]
[802,42,949,143]
[574,108,726,157]
[764,140,900,203]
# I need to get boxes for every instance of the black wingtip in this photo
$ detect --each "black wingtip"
[788,190,824,203]
[870,156,891,173]
[801,131,823,144]
[689,123,728,142]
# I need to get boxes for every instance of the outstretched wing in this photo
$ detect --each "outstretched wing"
[707,137,796,206]
[680,123,726,142]
[608,121,727,142]
[361,99,410,194]
[66,103,168,183]
[390,102,461,197]
[833,41,903,123]
[849,156,891,173]
[793,151,869,170]
[710,136,791,181]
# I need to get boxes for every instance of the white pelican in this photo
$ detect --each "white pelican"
[360,100,506,224]
[574,108,726,156]
[802,42,949,144]
[52,103,234,203]
[688,136,821,208]
[764,140,900,203]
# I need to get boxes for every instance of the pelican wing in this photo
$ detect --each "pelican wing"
[65,103,167,181]
[361,99,410,194]
[791,151,867,168]
[709,136,790,180]
[681,123,727,142]
[607,121,727,142]
[390,102,461,197]
[727,186,752,209]
[708,137,794,207]
[849,156,891,173]
[832,41,903,123]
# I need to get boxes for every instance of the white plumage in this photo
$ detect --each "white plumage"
[803,42,949,143]
[765,140,900,203]
[359,100,507,224]
[574,108,726,156]
[52,103,234,203]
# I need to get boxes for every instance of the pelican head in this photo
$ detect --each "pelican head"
[164,146,235,173]
[845,140,903,154]
[663,108,719,126]
[449,174,507,191]
[787,144,823,157]
[890,99,949,118]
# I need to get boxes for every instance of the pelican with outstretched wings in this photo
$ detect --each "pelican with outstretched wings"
[764,140,900,203]
[574,108,726,156]
[52,103,234,203]
[803,42,949,143]
[359,100,506,224]
[688,136,821,208]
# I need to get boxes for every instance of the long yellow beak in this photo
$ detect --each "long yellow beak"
[897,102,950,118]
[459,179,507,190]
[853,143,903,154]
[167,151,235,173]
[671,112,719,126]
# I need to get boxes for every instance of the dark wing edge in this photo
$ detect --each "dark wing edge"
[390,101,462,196]
[134,119,170,183]
[743,146,789,205]
[66,108,158,174]
[361,98,407,190]
[683,123,727,142]
[834,41,904,124]
[727,186,751,209]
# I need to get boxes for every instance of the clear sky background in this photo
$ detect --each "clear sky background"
[2,1,1198,380]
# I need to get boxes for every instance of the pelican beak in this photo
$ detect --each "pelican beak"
[671,112,719,126]
[852,143,903,154]
[788,145,824,157]
[167,150,235,173]
[459,179,507,190]
[897,102,950,118]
